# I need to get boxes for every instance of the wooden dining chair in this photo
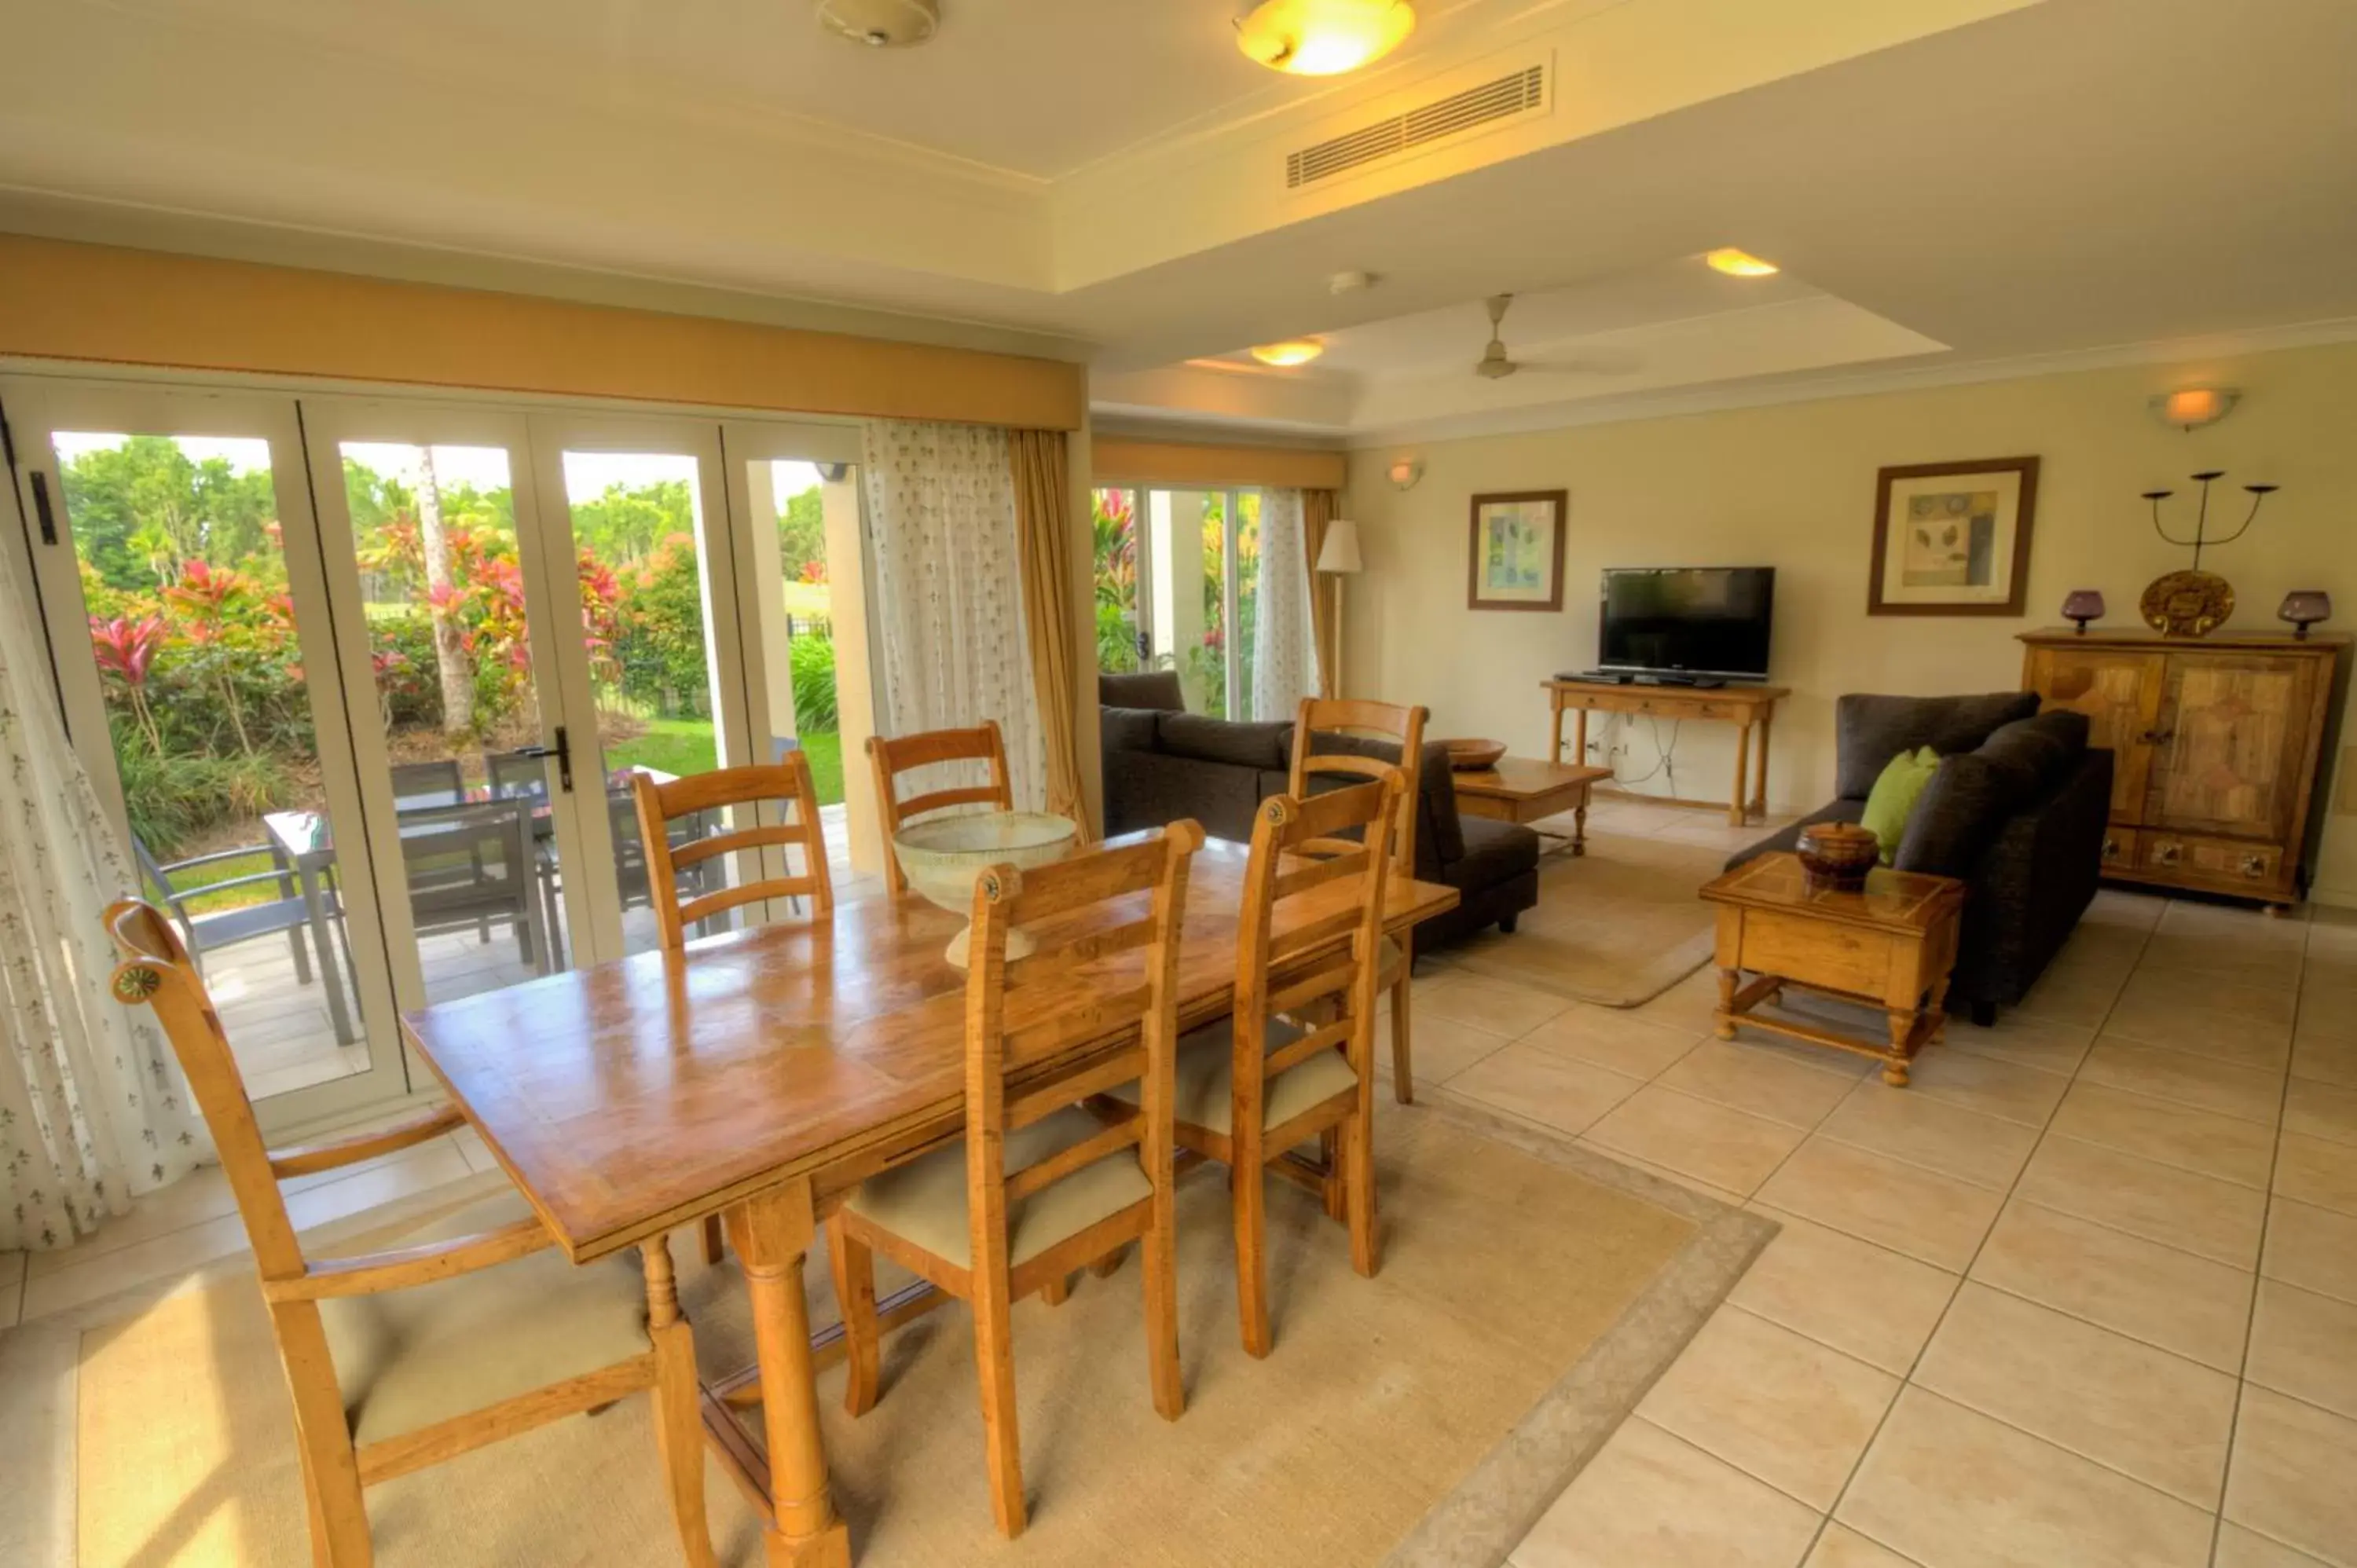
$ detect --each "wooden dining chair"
[103,899,715,1568]
[1288,697,1428,1104]
[1161,775,1402,1359]
[867,720,1015,894]
[829,819,1204,1538]
[632,753,834,1264]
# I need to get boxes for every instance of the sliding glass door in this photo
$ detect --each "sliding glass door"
[1106,485,1264,720]
[2,380,409,1121]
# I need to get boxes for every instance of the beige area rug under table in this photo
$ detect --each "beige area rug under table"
[1446,831,1733,1009]
[58,1100,1769,1568]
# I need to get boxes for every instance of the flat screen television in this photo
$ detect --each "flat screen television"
[1598,566,1776,681]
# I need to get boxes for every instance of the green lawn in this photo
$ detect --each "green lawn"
[159,849,291,915]
[606,717,844,805]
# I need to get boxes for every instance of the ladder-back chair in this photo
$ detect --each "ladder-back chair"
[633,753,834,1263]
[1288,697,1428,1103]
[829,819,1204,1538]
[1164,776,1401,1358]
[103,899,715,1568]
[867,721,1015,894]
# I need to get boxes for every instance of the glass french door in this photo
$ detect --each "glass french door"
[2,379,411,1123]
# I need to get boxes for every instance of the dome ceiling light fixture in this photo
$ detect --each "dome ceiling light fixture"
[816,0,940,49]
[1236,0,1416,77]
[1703,247,1780,277]
[1250,339,1326,367]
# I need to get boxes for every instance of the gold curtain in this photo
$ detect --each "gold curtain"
[1303,488,1337,698]
[1010,430,1092,836]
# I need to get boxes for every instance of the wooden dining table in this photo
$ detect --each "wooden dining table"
[401,832,1458,1566]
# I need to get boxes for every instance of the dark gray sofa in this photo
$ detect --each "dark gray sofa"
[1098,672,1540,949]
[1728,691,2113,1024]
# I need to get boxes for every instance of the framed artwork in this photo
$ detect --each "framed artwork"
[1868,456,2040,616]
[1467,489,1567,611]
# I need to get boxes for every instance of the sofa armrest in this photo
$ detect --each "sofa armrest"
[1949,748,2113,1007]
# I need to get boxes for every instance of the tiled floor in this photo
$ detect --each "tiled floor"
[1414,798,2357,1568]
[9,792,2354,1568]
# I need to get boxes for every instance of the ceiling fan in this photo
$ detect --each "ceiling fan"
[1472,293,1640,379]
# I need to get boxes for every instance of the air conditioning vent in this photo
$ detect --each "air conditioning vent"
[1285,64,1547,190]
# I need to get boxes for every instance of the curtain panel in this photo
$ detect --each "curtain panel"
[1008,431,1091,833]
[860,419,1051,814]
[0,534,208,1251]
[1303,489,1337,698]
[1252,488,1319,723]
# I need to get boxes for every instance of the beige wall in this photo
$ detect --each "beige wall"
[1341,339,2357,905]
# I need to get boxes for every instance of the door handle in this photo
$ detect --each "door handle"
[508,725,574,793]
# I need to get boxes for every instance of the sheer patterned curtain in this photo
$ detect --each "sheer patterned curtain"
[860,419,1050,811]
[0,533,208,1252]
[1252,488,1320,722]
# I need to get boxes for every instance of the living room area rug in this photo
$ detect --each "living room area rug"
[1446,831,1732,1008]
[56,1101,1768,1568]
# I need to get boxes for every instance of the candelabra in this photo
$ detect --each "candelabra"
[2138,471,2276,637]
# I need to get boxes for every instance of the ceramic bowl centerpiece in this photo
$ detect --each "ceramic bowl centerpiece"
[891,811,1080,969]
[1794,822,1879,893]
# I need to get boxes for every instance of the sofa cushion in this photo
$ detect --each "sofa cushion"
[1977,710,2088,794]
[1103,749,1264,843]
[1159,712,1292,770]
[1099,705,1163,755]
[1834,692,2042,800]
[1861,746,1942,861]
[1446,816,1541,893]
[1098,670,1186,712]
[1894,710,2091,878]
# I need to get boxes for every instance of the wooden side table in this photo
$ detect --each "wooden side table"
[1543,678,1787,826]
[1699,853,1965,1086]
[1450,758,1613,855]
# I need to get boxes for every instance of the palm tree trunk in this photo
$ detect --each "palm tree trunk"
[416,448,475,737]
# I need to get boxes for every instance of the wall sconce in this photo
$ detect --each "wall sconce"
[1386,457,1423,490]
[2151,387,2239,432]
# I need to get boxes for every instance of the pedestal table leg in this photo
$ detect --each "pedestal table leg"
[726,1181,852,1568]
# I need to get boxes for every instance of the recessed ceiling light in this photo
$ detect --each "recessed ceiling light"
[1236,0,1415,77]
[1703,247,1780,277]
[1249,339,1325,367]
[816,0,938,49]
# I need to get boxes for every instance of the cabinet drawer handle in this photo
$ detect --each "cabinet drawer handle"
[2102,836,2121,859]
[2154,843,2183,866]
[2139,727,2176,745]
[2242,854,2269,878]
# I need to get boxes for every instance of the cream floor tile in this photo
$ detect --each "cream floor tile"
[1944,1010,2096,1077]
[1636,1305,1899,1510]
[2085,888,2170,930]
[1442,1042,1644,1138]
[1516,1004,1703,1079]
[451,1123,504,1176]
[1969,1200,2254,1372]
[2078,1038,2286,1127]
[2275,1133,2357,1217]
[1582,1085,1809,1196]
[22,1164,237,1276]
[1378,1014,1515,1090]
[1804,1526,1918,1568]
[1835,1387,2214,1568]
[1655,1040,1858,1129]
[1731,1207,1960,1376]
[281,1140,474,1233]
[1511,1416,1822,1568]
[1813,1080,2040,1192]
[2283,1077,2357,1147]
[2262,1199,2357,1306]
[1753,1138,2003,1273]
[2011,971,2128,1030]
[1411,973,1572,1039]
[1902,1047,2069,1128]
[1911,1282,2238,1508]
[2116,968,2301,1031]
[2289,1032,2357,1087]
[2247,1280,2357,1421]
[2224,1387,2357,1568]
[2013,1134,2268,1269]
[1575,1141,1750,1207]
[1633,969,1727,1037]
[2045,1079,2278,1189]
[2101,995,2295,1074]
[18,1212,249,1322]
[2138,934,2306,991]
[2214,1522,2336,1568]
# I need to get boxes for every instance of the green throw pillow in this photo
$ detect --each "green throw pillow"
[1860,746,1941,864]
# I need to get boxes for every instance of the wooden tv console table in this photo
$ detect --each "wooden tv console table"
[1544,677,1789,826]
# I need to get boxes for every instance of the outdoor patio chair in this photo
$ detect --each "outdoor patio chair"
[487,749,565,968]
[130,834,354,1037]
[390,758,465,809]
[396,800,551,977]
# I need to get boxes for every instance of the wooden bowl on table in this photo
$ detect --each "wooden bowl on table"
[1442,738,1508,772]
[1795,822,1879,892]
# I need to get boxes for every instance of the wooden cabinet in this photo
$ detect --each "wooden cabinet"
[2022,630,2348,905]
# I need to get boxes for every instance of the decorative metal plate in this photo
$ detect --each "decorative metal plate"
[2139,570,2235,637]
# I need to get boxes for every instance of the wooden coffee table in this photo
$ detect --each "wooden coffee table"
[1451,757,1614,855]
[1699,852,1965,1086]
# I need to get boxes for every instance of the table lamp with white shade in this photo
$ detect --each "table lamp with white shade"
[1315,518,1363,698]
